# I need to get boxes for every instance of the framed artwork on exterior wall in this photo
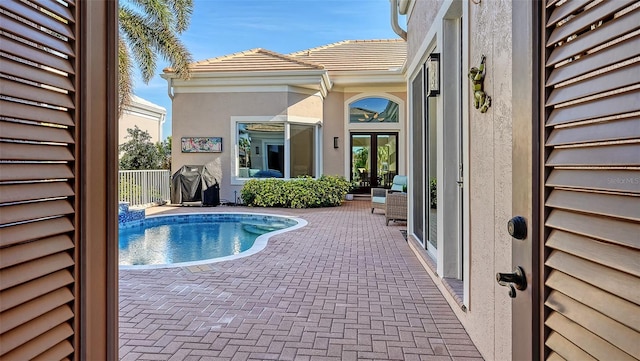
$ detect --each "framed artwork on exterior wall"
[181,137,222,153]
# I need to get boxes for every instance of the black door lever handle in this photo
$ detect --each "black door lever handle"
[496,266,527,298]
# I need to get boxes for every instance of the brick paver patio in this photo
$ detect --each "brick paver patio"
[119,199,483,360]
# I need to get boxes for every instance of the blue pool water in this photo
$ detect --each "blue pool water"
[119,213,301,268]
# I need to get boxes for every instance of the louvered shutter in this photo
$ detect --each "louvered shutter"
[543,1,640,360]
[0,0,78,359]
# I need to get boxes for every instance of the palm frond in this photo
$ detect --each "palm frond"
[168,0,193,33]
[118,38,134,115]
[126,0,172,29]
[119,6,158,83]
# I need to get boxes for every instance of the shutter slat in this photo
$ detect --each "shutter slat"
[0,305,73,356]
[546,271,640,331]
[547,90,640,126]
[0,182,74,204]
[546,190,640,222]
[547,351,565,361]
[546,0,636,46]
[546,143,640,167]
[545,330,597,361]
[0,1,74,40]
[0,270,73,312]
[547,229,640,278]
[0,36,74,75]
[546,169,640,194]
[546,0,591,28]
[0,163,74,182]
[545,312,635,361]
[0,217,73,248]
[0,79,74,109]
[0,57,75,92]
[546,291,639,357]
[0,99,73,127]
[31,0,75,24]
[546,63,640,107]
[547,35,640,87]
[546,210,639,248]
[546,9,640,67]
[0,121,74,144]
[0,199,74,225]
[0,13,74,57]
[31,340,74,361]
[546,251,640,304]
[546,117,640,146]
[0,235,74,269]
[0,322,73,360]
[0,287,73,334]
[0,252,74,291]
[0,142,74,161]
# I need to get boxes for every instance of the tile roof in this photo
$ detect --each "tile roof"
[289,39,406,72]
[187,48,323,72]
[177,39,406,74]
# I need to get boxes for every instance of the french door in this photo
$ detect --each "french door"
[350,133,398,193]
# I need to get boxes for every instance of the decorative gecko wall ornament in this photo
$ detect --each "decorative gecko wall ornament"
[468,55,491,113]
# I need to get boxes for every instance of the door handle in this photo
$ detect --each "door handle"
[496,266,527,298]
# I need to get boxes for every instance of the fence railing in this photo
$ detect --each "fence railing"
[119,170,170,206]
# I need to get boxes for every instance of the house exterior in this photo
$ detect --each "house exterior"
[162,40,408,203]
[394,0,639,360]
[118,95,167,145]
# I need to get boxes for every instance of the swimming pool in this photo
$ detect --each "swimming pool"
[119,212,306,269]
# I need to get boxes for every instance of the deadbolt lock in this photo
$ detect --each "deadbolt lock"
[496,266,527,298]
[507,216,527,240]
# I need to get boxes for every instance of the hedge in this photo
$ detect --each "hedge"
[240,175,351,208]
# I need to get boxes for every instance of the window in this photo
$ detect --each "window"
[237,121,317,179]
[349,97,399,123]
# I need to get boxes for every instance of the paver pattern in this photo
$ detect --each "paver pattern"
[119,200,483,360]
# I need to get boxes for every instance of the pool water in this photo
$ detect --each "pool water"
[119,213,301,267]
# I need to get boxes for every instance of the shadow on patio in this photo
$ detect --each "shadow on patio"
[119,200,483,360]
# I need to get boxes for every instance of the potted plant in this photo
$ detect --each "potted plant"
[345,179,358,200]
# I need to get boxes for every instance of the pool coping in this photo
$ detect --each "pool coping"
[119,212,308,270]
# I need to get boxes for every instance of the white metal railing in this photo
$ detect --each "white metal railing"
[118,170,170,206]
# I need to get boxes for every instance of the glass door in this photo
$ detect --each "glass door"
[350,133,397,193]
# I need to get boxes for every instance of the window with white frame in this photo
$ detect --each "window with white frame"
[236,121,317,179]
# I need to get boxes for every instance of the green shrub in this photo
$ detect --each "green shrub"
[240,175,350,208]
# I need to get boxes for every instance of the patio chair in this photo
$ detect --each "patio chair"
[385,192,407,226]
[371,175,407,213]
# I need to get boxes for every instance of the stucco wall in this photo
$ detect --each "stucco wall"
[171,91,289,202]
[119,113,161,145]
[287,91,323,119]
[406,1,513,360]
[322,91,346,177]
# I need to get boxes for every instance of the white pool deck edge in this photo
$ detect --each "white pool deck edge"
[118,212,308,270]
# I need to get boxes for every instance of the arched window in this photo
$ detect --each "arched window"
[349,97,399,123]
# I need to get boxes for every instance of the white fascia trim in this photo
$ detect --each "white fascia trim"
[340,85,407,93]
[331,70,405,87]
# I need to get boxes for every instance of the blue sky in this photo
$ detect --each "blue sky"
[132,0,403,140]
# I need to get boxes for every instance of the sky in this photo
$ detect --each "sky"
[131,0,404,140]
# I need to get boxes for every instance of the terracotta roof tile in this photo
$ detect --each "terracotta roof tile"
[187,48,324,72]
[289,39,406,71]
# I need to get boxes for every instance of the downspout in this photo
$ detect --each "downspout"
[166,77,174,100]
[390,0,407,40]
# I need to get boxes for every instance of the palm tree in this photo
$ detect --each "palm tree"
[118,0,194,112]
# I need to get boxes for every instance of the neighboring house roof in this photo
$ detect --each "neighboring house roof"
[289,39,406,72]
[187,48,324,73]
[129,95,166,113]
